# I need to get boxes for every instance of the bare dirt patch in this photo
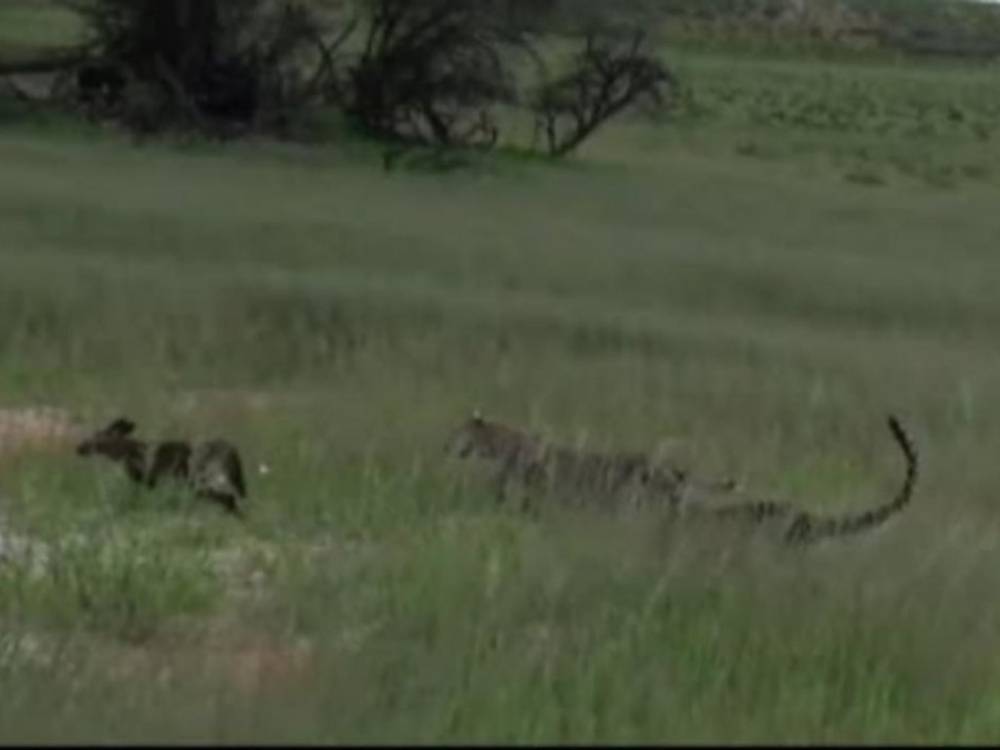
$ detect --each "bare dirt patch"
[171,389,284,420]
[0,406,84,460]
[96,618,318,697]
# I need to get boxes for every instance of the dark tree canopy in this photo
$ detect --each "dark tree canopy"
[3,0,677,158]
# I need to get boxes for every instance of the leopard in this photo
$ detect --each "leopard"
[76,417,248,518]
[445,411,736,512]
[446,411,918,545]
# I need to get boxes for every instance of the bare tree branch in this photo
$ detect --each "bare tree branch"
[529,29,675,157]
[345,0,524,149]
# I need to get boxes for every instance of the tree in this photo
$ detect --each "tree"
[529,30,675,157]
[343,0,524,149]
[6,0,679,160]
[59,0,348,135]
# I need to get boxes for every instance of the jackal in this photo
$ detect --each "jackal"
[76,417,248,517]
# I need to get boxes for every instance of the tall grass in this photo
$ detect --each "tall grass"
[0,0,82,58]
[2,28,1000,742]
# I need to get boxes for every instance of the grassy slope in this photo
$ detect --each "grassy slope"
[1,121,1000,743]
[0,0,80,59]
[2,5,1000,745]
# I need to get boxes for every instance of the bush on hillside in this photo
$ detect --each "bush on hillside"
[529,29,675,157]
[59,0,349,136]
[43,0,676,158]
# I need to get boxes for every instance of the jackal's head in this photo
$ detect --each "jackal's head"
[76,417,139,459]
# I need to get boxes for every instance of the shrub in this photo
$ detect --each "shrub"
[342,0,524,149]
[60,0,348,136]
[530,30,676,157]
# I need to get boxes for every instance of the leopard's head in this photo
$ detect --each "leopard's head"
[445,409,490,459]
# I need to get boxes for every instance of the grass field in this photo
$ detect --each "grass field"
[4,4,1000,744]
[0,0,80,60]
[664,50,1000,185]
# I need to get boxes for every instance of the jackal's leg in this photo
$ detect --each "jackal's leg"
[225,450,248,499]
[199,489,245,519]
[147,443,191,489]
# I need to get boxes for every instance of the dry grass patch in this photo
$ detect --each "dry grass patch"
[0,406,83,461]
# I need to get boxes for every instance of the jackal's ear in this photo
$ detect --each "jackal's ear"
[107,417,136,436]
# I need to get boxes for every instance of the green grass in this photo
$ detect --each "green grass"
[503,45,1000,187]
[3,5,1000,742]
[0,0,82,59]
[1,118,1000,741]
[651,50,1000,187]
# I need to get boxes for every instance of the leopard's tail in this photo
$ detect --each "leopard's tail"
[784,415,918,544]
